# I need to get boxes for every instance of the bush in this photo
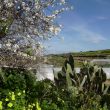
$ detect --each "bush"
[0,67,37,108]
[0,65,109,110]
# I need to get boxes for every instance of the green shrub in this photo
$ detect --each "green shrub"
[0,63,109,110]
[0,67,37,107]
[0,68,26,90]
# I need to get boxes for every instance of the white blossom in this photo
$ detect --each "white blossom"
[0,0,71,57]
[54,27,61,35]
[7,2,14,7]
[60,0,66,4]
[6,42,11,48]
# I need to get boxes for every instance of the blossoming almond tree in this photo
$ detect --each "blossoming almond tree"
[0,0,71,57]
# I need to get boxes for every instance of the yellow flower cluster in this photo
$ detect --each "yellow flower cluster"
[0,90,26,109]
[0,90,42,110]
[27,103,36,110]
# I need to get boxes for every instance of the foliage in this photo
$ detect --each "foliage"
[0,67,26,90]
[0,67,38,104]
[0,58,110,110]
[0,90,42,110]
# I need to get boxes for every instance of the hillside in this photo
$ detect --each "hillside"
[46,49,110,67]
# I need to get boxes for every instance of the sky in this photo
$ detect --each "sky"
[44,0,110,54]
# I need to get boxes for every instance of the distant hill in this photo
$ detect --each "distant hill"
[46,49,110,67]
[48,49,110,57]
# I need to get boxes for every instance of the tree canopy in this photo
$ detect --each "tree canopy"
[0,0,71,58]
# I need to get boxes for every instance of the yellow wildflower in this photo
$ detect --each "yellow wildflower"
[61,100,64,103]
[33,103,35,106]
[0,101,2,110]
[12,92,14,94]
[9,92,11,95]
[28,105,31,108]
[23,90,25,93]
[5,98,9,101]
[7,102,13,108]
[36,101,41,110]
[57,97,61,101]
[17,92,21,96]
[11,94,15,100]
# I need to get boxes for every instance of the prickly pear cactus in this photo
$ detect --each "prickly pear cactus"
[80,62,107,94]
[62,54,74,73]
[66,63,73,88]
[55,55,109,95]
[68,54,74,71]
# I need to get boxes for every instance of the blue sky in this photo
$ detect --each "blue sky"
[44,0,110,54]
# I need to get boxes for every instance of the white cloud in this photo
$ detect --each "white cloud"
[85,35,106,43]
[96,16,109,20]
[95,0,108,4]
[72,25,106,44]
